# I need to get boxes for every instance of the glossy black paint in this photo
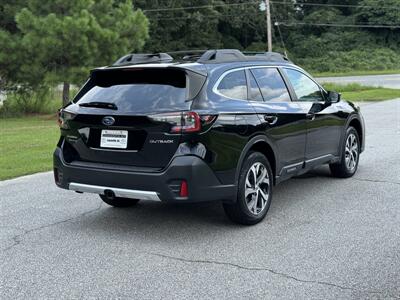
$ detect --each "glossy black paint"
[190,62,364,187]
[54,59,365,202]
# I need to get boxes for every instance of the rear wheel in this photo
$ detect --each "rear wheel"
[223,152,273,225]
[99,195,140,207]
[330,126,360,178]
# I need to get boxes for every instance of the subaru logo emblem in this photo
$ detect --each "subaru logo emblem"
[102,116,115,126]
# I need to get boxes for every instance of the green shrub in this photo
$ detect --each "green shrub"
[0,86,77,117]
[322,83,379,92]
[295,48,400,73]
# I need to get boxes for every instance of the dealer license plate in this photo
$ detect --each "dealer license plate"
[100,130,128,149]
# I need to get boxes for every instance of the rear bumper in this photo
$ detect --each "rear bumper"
[53,147,236,203]
[69,182,161,201]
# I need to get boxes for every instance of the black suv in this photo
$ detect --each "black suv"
[54,49,365,224]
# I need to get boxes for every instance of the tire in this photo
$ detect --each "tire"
[223,151,273,225]
[330,126,360,178]
[99,195,140,207]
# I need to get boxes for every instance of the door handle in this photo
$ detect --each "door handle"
[306,113,315,121]
[263,115,278,125]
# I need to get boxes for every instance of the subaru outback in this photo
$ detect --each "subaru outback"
[54,49,365,225]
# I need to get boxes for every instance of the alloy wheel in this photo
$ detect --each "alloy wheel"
[245,162,270,215]
[345,133,358,171]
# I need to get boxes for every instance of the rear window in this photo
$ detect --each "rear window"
[75,68,189,113]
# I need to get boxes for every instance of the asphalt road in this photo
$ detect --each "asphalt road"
[317,74,400,89]
[1,100,400,299]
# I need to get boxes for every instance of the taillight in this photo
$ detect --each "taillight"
[149,112,216,133]
[172,112,200,133]
[57,109,75,129]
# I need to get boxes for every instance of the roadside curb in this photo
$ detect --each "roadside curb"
[0,171,52,186]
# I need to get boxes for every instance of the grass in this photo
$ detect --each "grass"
[322,83,400,102]
[314,69,400,77]
[0,115,59,180]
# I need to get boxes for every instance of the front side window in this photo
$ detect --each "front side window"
[217,70,247,99]
[251,68,291,102]
[283,68,324,102]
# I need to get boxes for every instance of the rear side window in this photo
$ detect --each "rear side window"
[217,70,247,99]
[283,68,324,102]
[75,68,189,113]
[251,68,291,102]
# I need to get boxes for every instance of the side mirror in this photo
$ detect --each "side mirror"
[326,91,341,104]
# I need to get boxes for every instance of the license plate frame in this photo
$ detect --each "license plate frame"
[100,130,128,149]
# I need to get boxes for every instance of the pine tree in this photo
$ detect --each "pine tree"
[14,0,149,105]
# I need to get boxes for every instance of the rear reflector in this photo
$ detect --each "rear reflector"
[179,180,188,197]
[54,168,63,184]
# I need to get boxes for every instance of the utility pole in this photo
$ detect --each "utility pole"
[265,0,272,52]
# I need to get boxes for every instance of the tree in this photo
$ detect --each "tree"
[356,0,400,48]
[1,0,399,104]
[135,0,222,52]
[135,0,295,53]
[0,1,31,91]
[15,0,149,105]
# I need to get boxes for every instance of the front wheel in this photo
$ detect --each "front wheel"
[99,195,140,207]
[330,126,360,178]
[223,152,273,225]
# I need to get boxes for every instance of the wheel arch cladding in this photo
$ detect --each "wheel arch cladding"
[349,118,363,147]
[250,142,276,181]
[236,139,277,185]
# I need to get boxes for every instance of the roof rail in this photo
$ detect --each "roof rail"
[197,49,247,63]
[196,49,291,64]
[112,53,173,66]
[111,49,291,66]
[167,50,208,61]
[243,51,291,63]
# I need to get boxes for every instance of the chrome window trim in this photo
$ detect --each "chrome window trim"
[212,65,311,101]
[212,68,248,101]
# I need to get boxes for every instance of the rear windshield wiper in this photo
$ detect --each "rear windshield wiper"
[79,102,118,110]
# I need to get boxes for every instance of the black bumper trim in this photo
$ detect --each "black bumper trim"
[53,147,236,203]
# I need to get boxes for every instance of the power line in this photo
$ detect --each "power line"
[142,2,256,12]
[152,13,400,28]
[273,1,400,9]
[142,1,400,13]
[152,14,237,21]
[148,2,400,28]
[277,22,400,28]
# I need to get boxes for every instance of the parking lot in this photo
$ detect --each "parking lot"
[1,99,399,299]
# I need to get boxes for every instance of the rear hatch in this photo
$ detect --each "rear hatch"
[60,66,206,169]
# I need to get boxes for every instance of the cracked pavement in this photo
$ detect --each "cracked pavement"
[1,99,400,299]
